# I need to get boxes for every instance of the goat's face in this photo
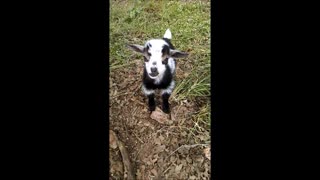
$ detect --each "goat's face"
[128,38,188,79]
[144,40,170,79]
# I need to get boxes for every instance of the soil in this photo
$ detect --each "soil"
[109,59,210,179]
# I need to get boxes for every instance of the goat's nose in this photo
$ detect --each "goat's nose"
[151,67,157,73]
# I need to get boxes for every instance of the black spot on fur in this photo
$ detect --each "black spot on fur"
[162,45,170,56]
[162,58,169,65]
[144,45,151,58]
[162,38,177,68]
[144,45,150,52]
[162,38,175,49]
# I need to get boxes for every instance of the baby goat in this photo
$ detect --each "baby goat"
[128,29,188,113]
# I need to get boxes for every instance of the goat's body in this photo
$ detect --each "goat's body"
[142,38,176,113]
[128,29,188,113]
[143,66,172,89]
[142,61,175,92]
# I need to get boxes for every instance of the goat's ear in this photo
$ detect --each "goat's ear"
[127,44,145,54]
[170,50,189,58]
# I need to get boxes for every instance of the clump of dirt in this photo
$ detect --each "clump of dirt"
[110,60,210,179]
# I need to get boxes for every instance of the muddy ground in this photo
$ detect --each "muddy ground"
[109,59,210,179]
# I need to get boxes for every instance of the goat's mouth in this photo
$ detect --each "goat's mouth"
[149,72,159,78]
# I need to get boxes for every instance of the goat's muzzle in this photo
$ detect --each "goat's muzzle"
[149,67,159,77]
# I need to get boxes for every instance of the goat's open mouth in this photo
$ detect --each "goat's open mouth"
[149,72,159,77]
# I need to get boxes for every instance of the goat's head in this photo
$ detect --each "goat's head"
[127,29,188,79]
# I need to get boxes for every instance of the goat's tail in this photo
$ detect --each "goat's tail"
[163,29,172,39]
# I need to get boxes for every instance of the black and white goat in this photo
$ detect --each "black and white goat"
[128,29,188,113]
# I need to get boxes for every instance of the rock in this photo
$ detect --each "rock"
[175,164,183,173]
[204,146,211,160]
[109,130,118,149]
[151,169,158,176]
[150,107,170,124]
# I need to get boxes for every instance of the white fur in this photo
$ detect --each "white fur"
[142,85,155,95]
[154,72,165,85]
[168,57,176,74]
[163,29,172,39]
[161,81,175,95]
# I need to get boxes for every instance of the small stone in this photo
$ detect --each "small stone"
[204,146,211,160]
[175,164,183,173]
[151,169,158,176]
[150,107,170,124]
[109,130,118,149]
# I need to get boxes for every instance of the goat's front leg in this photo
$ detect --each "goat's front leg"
[161,81,175,114]
[161,93,171,113]
[147,93,156,112]
[142,85,156,112]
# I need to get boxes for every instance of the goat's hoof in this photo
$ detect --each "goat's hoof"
[162,107,170,114]
[149,105,156,112]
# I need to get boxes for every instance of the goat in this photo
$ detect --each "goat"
[127,29,188,113]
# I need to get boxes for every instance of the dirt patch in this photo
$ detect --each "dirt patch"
[110,60,210,179]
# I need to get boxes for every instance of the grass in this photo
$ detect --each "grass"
[110,0,211,129]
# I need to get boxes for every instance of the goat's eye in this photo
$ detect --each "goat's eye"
[162,58,168,65]
[147,52,151,56]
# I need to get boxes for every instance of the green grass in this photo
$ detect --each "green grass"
[110,0,211,126]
